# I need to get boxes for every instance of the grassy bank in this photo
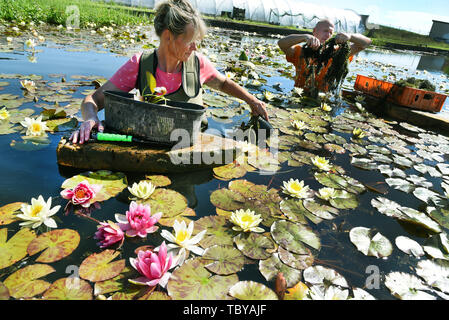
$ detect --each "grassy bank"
[367,25,449,51]
[0,0,151,27]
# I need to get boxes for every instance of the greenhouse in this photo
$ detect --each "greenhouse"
[105,0,364,33]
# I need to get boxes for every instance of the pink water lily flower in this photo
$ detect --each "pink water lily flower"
[129,242,174,287]
[94,220,124,248]
[60,180,102,208]
[115,201,162,238]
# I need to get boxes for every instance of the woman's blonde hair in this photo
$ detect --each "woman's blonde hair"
[154,0,206,40]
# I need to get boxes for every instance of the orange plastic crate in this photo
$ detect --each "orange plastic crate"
[354,74,447,113]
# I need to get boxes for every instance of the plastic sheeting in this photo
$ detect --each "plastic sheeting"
[103,0,363,33]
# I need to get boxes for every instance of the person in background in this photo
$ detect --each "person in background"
[277,19,371,93]
[70,0,268,144]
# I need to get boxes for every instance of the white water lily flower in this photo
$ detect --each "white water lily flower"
[20,116,49,136]
[20,79,36,92]
[225,71,235,80]
[160,220,206,265]
[6,37,13,43]
[311,156,332,171]
[25,39,36,49]
[16,195,60,229]
[128,180,156,200]
[37,35,45,42]
[0,107,10,120]
[321,102,332,112]
[292,87,304,97]
[292,120,307,130]
[316,187,337,201]
[264,90,274,101]
[282,178,311,199]
[229,209,264,233]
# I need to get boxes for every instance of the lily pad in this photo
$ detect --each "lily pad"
[194,215,236,248]
[0,202,24,225]
[93,267,135,296]
[202,245,245,275]
[314,172,365,194]
[349,227,393,258]
[79,249,125,282]
[144,175,171,187]
[233,232,275,260]
[328,190,359,210]
[210,188,245,212]
[213,161,248,180]
[228,281,278,300]
[167,258,238,300]
[259,253,302,287]
[0,227,36,270]
[0,282,9,300]
[278,246,314,270]
[416,259,449,294]
[61,170,128,202]
[143,188,188,219]
[271,220,321,254]
[303,265,348,288]
[303,199,339,220]
[395,236,425,257]
[4,264,55,299]
[427,206,449,230]
[42,277,92,300]
[280,199,322,225]
[27,229,80,263]
[46,117,78,132]
[384,272,435,300]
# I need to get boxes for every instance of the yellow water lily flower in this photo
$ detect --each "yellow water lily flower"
[0,107,10,120]
[316,187,338,201]
[311,156,332,171]
[282,178,311,199]
[20,79,36,92]
[292,120,307,130]
[229,209,264,233]
[128,180,156,200]
[352,128,366,139]
[16,195,60,229]
[321,103,332,112]
[20,116,49,136]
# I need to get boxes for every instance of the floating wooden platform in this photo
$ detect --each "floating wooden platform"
[56,133,242,173]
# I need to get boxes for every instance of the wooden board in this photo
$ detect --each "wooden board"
[56,133,242,173]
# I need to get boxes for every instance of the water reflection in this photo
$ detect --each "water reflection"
[418,54,449,75]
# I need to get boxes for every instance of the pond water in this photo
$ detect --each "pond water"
[1,24,449,300]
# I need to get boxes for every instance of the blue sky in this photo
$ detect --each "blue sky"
[310,0,449,34]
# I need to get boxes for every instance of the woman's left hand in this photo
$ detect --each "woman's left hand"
[248,99,269,121]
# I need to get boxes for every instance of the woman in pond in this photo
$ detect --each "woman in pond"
[70,0,269,144]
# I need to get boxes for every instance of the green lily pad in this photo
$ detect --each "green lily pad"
[427,206,449,229]
[138,291,172,300]
[385,178,415,193]
[27,229,80,263]
[4,264,55,299]
[384,272,435,300]
[94,267,134,296]
[228,179,267,199]
[0,282,9,300]
[10,136,51,151]
[259,253,302,287]
[324,143,346,154]
[344,143,367,156]
[328,190,359,210]
[46,117,78,132]
[167,258,238,300]
[349,227,393,258]
[279,199,309,224]
[413,188,445,207]
[42,277,92,300]
[8,108,35,124]
[194,215,236,248]
[303,265,349,288]
[233,232,275,260]
[314,172,365,194]
[397,207,442,233]
[0,227,36,270]
[143,188,188,219]
[0,122,17,135]
[213,162,248,180]
[271,220,321,254]
[416,259,449,294]
[210,188,245,211]
[202,245,245,275]
[303,199,339,220]
[61,170,128,202]
[79,249,126,282]
[0,202,24,225]
[144,175,171,187]
[229,281,278,300]
[278,246,314,270]
[351,157,378,170]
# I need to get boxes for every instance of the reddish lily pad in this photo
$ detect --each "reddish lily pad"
[213,162,248,180]
[27,229,80,263]
[93,267,134,296]
[167,258,238,300]
[143,188,188,219]
[139,291,172,300]
[4,264,55,299]
[202,245,245,275]
[229,281,278,300]
[61,170,128,202]
[79,250,126,282]
[0,202,24,225]
[42,278,92,300]
[0,282,9,300]
[0,227,36,270]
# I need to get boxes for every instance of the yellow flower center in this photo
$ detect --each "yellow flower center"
[291,183,302,191]
[31,123,42,133]
[241,214,252,222]
[175,230,189,244]
[75,189,86,198]
[30,204,43,217]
